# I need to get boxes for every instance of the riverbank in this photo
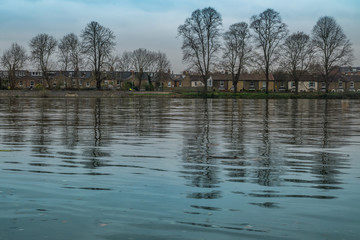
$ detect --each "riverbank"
[1,90,360,99]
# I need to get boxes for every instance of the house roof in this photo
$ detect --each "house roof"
[340,67,360,73]
[339,75,360,82]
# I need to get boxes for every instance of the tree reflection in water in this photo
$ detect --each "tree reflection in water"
[0,97,352,195]
[181,98,222,199]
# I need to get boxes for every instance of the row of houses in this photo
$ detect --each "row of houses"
[0,67,359,92]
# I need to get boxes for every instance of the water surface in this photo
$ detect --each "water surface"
[0,97,359,240]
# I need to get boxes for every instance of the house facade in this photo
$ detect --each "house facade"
[209,73,276,92]
[2,67,360,92]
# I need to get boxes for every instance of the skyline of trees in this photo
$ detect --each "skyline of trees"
[0,8,355,91]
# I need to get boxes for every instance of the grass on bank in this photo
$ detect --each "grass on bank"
[3,89,360,99]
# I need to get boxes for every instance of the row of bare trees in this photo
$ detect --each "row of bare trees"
[178,7,354,93]
[1,21,171,90]
[1,9,354,92]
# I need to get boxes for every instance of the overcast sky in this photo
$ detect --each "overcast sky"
[0,0,359,73]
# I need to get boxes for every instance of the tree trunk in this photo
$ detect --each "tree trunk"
[10,70,16,90]
[203,75,208,94]
[265,67,269,94]
[233,73,239,93]
[233,80,238,93]
[95,71,102,90]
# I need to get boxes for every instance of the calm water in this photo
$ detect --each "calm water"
[0,97,359,240]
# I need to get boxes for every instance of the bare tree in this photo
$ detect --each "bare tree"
[58,33,83,72]
[81,21,116,89]
[69,34,84,88]
[127,48,158,89]
[222,22,252,92]
[153,51,172,84]
[312,16,353,92]
[58,35,71,72]
[105,54,121,71]
[118,51,132,71]
[1,43,27,89]
[58,33,84,88]
[155,51,171,73]
[281,32,314,94]
[178,7,222,93]
[250,9,288,93]
[29,33,57,88]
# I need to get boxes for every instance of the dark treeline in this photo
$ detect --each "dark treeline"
[0,7,354,92]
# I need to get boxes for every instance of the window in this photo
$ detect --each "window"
[350,81,354,88]
[72,80,76,85]
[250,81,255,88]
[104,80,108,85]
[280,81,284,88]
[262,81,266,89]
[220,81,225,88]
[339,81,343,88]
[309,81,315,88]
[179,81,182,87]
[168,81,171,87]
[86,81,90,87]
[30,81,34,87]
[79,80,83,86]
[207,78,212,87]
[321,82,326,89]
[291,81,295,88]
[117,80,120,85]
[19,81,23,86]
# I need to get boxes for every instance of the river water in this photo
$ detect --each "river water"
[0,97,359,240]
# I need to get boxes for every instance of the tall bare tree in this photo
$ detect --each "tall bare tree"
[250,9,288,93]
[222,22,252,92]
[312,16,353,92]
[59,33,84,88]
[178,7,222,93]
[58,33,83,71]
[81,21,116,89]
[105,54,121,71]
[153,51,172,84]
[127,48,158,89]
[281,32,314,94]
[1,43,27,89]
[29,33,57,88]
[155,52,171,73]
[118,52,132,71]
[58,35,71,72]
